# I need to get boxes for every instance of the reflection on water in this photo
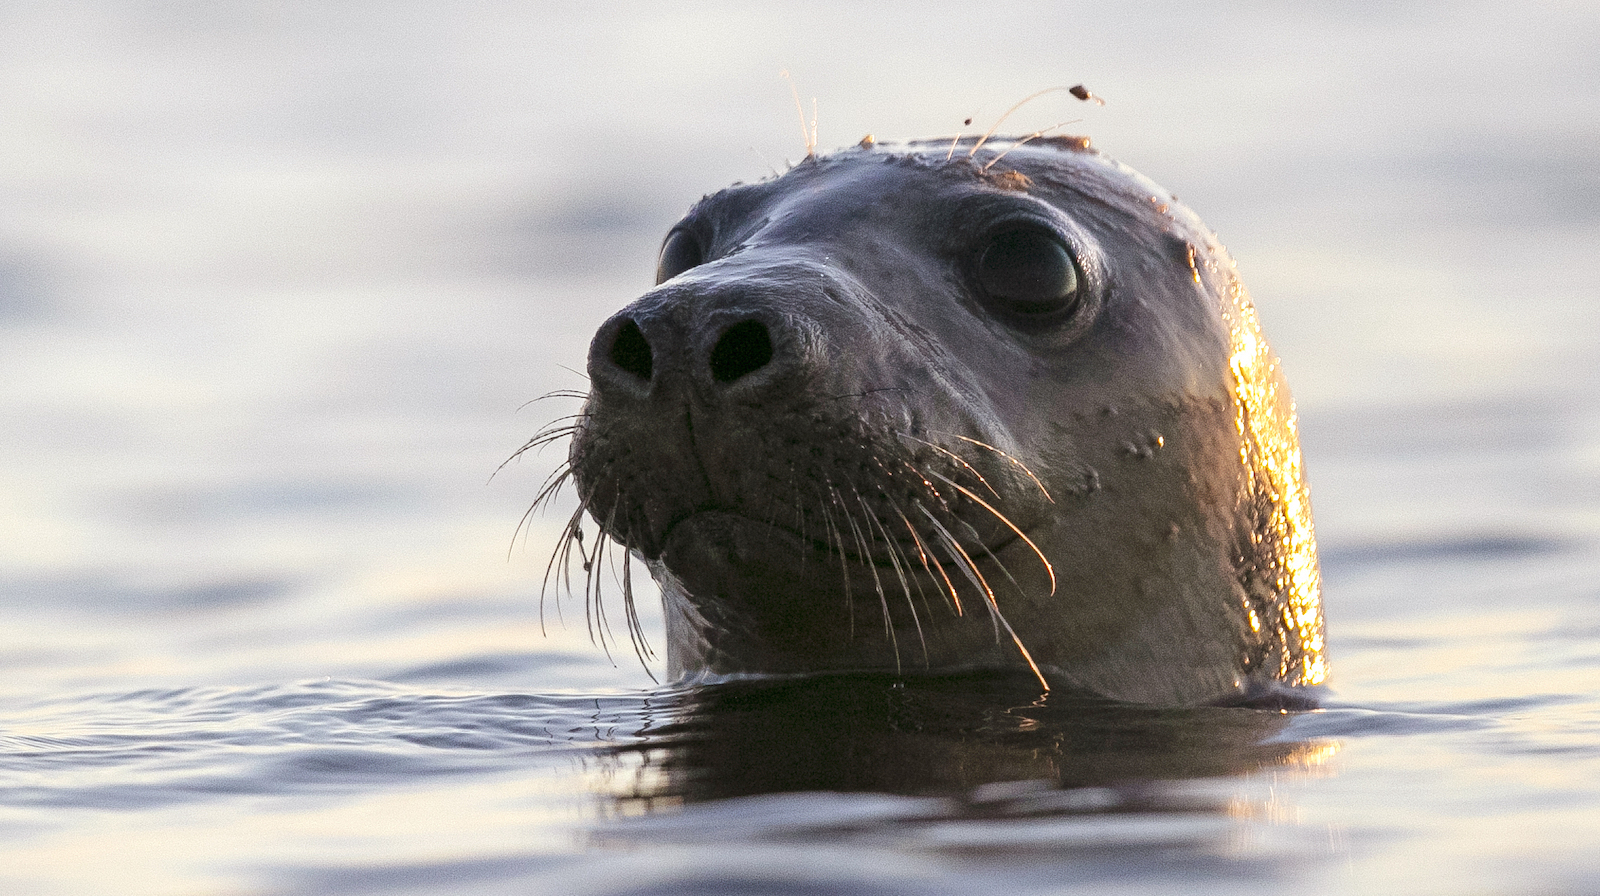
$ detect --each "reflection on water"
[570,675,1347,895]
[600,673,1322,808]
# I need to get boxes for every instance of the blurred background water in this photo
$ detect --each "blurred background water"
[1,2,1598,894]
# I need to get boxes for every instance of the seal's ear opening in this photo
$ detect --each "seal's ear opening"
[656,229,705,284]
[976,226,1081,317]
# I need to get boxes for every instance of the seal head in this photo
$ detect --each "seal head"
[566,138,1326,705]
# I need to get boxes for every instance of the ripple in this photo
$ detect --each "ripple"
[0,680,666,809]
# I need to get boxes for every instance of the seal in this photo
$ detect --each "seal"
[551,136,1326,705]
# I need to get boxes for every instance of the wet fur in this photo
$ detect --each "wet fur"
[525,138,1327,704]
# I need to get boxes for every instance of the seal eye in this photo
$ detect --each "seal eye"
[656,229,704,284]
[977,227,1080,315]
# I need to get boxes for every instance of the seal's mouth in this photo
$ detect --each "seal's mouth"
[656,507,1030,573]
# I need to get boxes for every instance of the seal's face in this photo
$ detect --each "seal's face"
[566,140,1325,705]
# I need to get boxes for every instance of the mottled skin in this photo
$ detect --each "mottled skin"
[568,138,1326,705]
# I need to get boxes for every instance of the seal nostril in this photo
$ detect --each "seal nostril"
[609,319,653,381]
[709,319,773,383]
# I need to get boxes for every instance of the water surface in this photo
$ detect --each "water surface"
[2,3,1598,893]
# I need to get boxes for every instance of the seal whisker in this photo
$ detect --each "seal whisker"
[898,435,1002,501]
[915,505,1000,638]
[496,417,587,477]
[895,456,1034,604]
[779,69,817,159]
[539,503,587,636]
[823,387,909,402]
[512,472,558,560]
[597,533,621,655]
[951,514,1029,603]
[584,506,617,663]
[915,503,1049,690]
[515,460,582,553]
[944,434,1055,503]
[855,490,929,665]
[527,462,575,513]
[839,484,899,672]
[884,504,940,623]
[616,537,658,678]
[494,429,579,483]
[789,466,811,573]
[515,390,589,413]
[901,458,957,514]
[926,471,1057,595]
[585,521,605,649]
[894,503,964,616]
[867,458,945,627]
[842,486,893,642]
[509,421,583,452]
[820,481,857,638]
[549,485,659,675]
[560,514,588,611]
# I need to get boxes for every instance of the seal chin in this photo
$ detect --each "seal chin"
[660,511,815,571]
[656,511,851,636]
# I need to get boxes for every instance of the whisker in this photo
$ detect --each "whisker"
[927,471,1056,595]
[494,416,587,478]
[942,433,1055,503]
[870,460,943,623]
[586,512,612,661]
[817,482,856,637]
[899,435,1001,501]
[528,463,575,512]
[616,537,659,679]
[512,496,542,561]
[539,504,587,636]
[515,389,589,413]
[790,466,811,573]
[896,506,964,615]
[512,461,579,557]
[952,514,1029,604]
[916,504,1049,691]
[560,514,586,615]
[839,484,897,670]
[917,505,998,634]
[856,491,927,666]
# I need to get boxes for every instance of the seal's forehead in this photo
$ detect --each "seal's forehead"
[682,139,1170,234]
[688,149,984,224]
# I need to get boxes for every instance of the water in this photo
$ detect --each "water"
[2,2,1598,893]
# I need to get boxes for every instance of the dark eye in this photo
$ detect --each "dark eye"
[656,228,704,284]
[977,227,1080,315]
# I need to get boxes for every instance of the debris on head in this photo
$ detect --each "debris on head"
[1036,135,1093,152]
[986,169,1033,191]
[1068,84,1106,106]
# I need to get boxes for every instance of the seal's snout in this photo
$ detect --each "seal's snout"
[707,319,774,383]
[586,262,839,408]
[606,318,653,382]
[590,305,790,402]
[598,314,775,388]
